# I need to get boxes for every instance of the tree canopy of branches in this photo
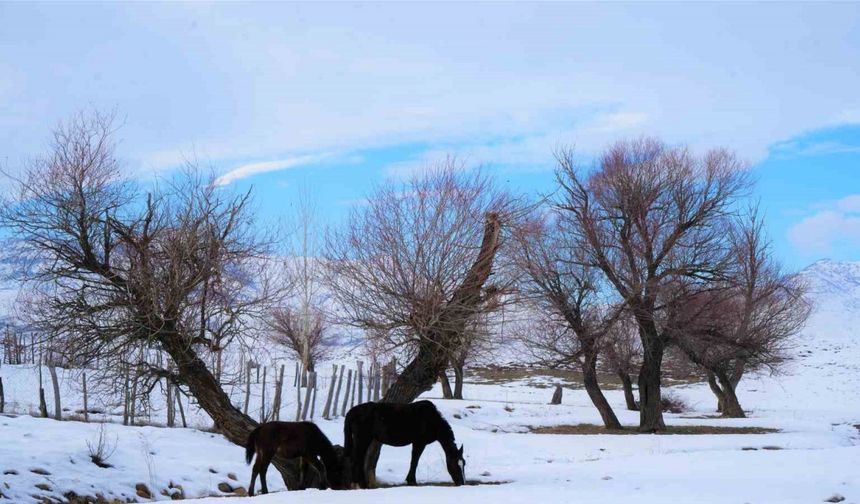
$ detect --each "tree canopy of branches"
[512,211,624,428]
[324,163,518,486]
[555,138,751,431]
[669,209,810,417]
[1,112,305,485]
[324,164,518,403]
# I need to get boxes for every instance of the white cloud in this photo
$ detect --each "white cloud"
[214,154,328,186]
[787,195,860,257]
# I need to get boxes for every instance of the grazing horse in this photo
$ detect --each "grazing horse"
[344,400,466,488]
[245,421,347,495]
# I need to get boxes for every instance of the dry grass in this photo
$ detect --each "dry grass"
[468,366,701,389]
[529,424,779,435]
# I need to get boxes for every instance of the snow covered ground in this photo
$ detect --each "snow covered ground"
[1,259,859,503]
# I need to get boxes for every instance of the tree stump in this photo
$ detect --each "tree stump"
[550,385,563,405]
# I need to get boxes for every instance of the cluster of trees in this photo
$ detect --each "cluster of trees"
[0,113,810,486]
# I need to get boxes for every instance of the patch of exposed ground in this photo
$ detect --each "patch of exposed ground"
[529,424,779,435]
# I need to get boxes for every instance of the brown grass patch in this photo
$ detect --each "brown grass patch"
[529,424,778,435]
[468,366,701,389]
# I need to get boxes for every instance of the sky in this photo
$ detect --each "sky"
[0,2,858,271]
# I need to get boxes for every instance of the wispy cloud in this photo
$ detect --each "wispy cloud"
[787,194,860,257]
[215,154,329,186]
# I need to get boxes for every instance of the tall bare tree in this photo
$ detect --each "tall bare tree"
[512,212,623,428]
[1,112,307,486]
[555,139,750,431]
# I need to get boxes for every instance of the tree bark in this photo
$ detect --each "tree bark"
[706,371,726,413]
[549,385,563,405]
[439,371,454,399]
[637,332,666,432]
[716,370,745,418]
[618,370,638,411]
[581,347,621,429]
[453,363,464,400]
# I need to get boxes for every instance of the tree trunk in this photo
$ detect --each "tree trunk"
[618,370,638,411]
[581,347,621,429]
[637,333,666,432]
[0,376,5,414]
[160,332,303,489]
[82,372,89,422]
[706,371,726,413]
[453,362,464,400]
[716,370,745,418]
[439,370,454,399]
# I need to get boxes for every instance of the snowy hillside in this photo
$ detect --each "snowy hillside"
[0,260,859,503]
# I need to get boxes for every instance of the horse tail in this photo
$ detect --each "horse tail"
[245,426,261,465]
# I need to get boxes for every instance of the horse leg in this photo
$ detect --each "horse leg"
[353,436,373,489]
[257,453,273,494]
[406,443,426,486]
[249,462,258,497]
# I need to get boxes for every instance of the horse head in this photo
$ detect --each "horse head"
[445,443,466,486]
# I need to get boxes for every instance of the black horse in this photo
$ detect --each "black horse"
[245,421,348,495]
[344,400,466,488]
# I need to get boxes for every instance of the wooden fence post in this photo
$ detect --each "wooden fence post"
[175,385,187,428]
[295,371,303,421]
[322,364,337,419]
[82,372,89,422]
[357,361,364,405]
[301,371,314,420]
[243,361,252,415]
[341,369,353,416]
[309,372,318,419]
[332,365,345,418]
[260,366,268,422]
[48,363,61,420]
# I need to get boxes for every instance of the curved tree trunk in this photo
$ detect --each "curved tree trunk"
[618,370,638,411]
[707,371,727,413]
[582,346,621,429]
[362,213,502,487]
[716,370,745,418]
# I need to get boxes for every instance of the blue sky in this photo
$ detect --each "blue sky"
[1,3,858,270]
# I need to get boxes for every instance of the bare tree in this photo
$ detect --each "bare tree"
[555,139,751,431]
[269,306,330,373]
[324,163,517,403]
[324,163,517,485]
[669,209,810,417]
[1,112,306,486]
[511,212,623,429]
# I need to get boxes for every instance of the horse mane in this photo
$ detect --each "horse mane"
[427,402,456,447]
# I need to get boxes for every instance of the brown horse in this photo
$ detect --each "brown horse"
[245,421,347,495]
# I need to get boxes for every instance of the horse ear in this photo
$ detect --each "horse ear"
[458,444,464,455]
